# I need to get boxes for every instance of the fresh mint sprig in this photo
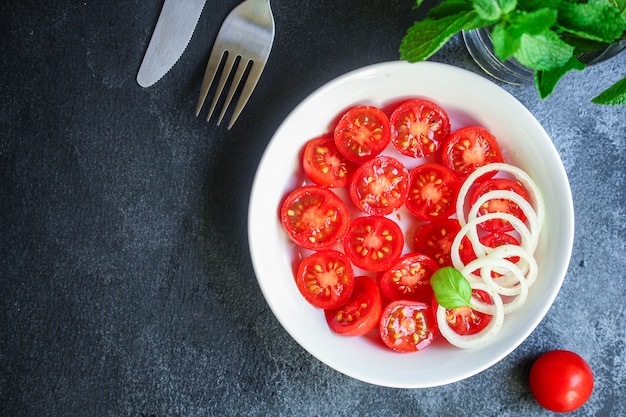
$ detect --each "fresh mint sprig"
[400,0,626,104]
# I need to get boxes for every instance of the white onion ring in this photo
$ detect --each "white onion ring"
[487,244,538,288]
[456,163,545,232]
[467,189,541,252]
[450,212,534,273]
[462,256,529,315]
[443,162,546,348]
[436,282,504,349]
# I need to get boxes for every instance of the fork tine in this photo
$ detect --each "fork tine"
[195,46,226,117]
[216,58,250,127]
[205,52,237,123]
[225,60,265,129]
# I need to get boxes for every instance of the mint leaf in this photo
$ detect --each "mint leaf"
[429,0,476,19]
[492,8,557,60]
[472,0,506,20]
[535,56,586,99]
[492,22,521,59]
[430,267,472,309]
[592,76,626,105]
[608,0,626,19]
[513,30,574,71]
[498,0,518,14]
[470,0,516,20]
[558,2,626,43]
[400,7,491,61]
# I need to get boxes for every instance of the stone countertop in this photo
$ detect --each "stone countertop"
[1,1,624,416]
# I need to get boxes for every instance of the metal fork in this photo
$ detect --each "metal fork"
[195,0,275,129]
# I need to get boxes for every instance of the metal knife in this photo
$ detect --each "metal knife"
[137,0,207,88]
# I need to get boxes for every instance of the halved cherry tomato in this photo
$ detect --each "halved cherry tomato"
[343,215,404,272]
[441,126,503,179]
[413,219,473,267]
[295,250,355,309]
[324,276,383,336]
[406,163,461,221]
[379,301,436,352]
[334,106,391,164]
[349,155,409,216]
[302,134,356,188]
[434,289,493,336]
[529,350,594,413]
[389,98,451,158]
[469,178,530,233]
[280,186,350,250]
[380,253,439,303]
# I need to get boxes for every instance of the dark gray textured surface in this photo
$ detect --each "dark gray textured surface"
[1,1,624,416]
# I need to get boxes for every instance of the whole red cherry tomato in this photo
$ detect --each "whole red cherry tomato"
[529,350,594,413]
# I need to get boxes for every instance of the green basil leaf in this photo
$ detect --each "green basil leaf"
[430,267,472,309]
[592,76,626,105]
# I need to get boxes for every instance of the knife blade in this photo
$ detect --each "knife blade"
[137,0,206,88]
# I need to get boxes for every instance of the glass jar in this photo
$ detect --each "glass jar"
[463,27,626,85]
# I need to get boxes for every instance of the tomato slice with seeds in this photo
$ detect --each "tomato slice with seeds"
[380,253,439,303]
[280,186,350,250]
[324,276,383,336]
[379,301,436,352]
[434,289,493,336]
[334,106,391,164]
[413,219,473,267]
[302,134,356,188]
[390,98,451,158]
[462,232,522,278]
[469,178,530,233]
[406,163,461,221]
[295,250,355,309]
[343,215,404,272]
[441,126,503,180]
[349,155,409,216]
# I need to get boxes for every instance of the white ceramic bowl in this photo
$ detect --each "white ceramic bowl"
[248,61,574,388]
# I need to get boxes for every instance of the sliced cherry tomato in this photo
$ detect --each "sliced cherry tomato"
[406,163,461,221]
[295,250,355,309]
[413,219,473,267]
[389,98,451,158]
[302,134,356,188]
[434,289,493,336]
[469,178,530,233]
[324,276,383,336]
[529,350,594,413]
[333,106,391,164]
[379,301,436,352]
[441,126,503,180]
[380,253,438,303]
[343,215,404,272]
[349,156,409,216]
[280,186,350,250]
